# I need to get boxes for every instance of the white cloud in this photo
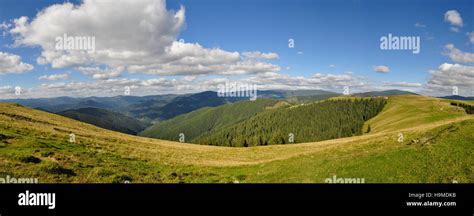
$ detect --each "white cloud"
[0,22,11,30]
[27,77,212,98]
[244,72,368,93]
[0,21,11,37]
[444,10,463,27]
[8,0,279,76]
[76,66,123,79]
[39,73,69,81]
[373,65,390,73]
[467,32,474,44]
[0,86,13,95]
[182,76,197,82]
[242,51,279,60]
[443,44,474,63]
[0,52,34,74]
[0,70,375,99]
[424,63,474,96]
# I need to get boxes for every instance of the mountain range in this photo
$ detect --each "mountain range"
[3,89,471,140]
[439,95,474,100]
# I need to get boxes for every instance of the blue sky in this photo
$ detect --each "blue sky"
[0,0,472,98]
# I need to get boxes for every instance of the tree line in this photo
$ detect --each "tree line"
[451,102,474,114]
[195,98,387,147]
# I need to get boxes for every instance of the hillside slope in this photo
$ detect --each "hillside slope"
[195,98,387,146]
[140,99,281,142]
[57,107,149,135]
[0,95,472,183]
[364,95,470,133]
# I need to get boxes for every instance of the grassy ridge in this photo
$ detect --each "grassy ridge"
[364,95,468,133]
[0,95,472,183]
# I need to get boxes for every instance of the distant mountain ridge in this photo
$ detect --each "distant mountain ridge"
[3,89,418,137]
[1,90,340,122]
[439,95,474,100]
[353,89,417,97]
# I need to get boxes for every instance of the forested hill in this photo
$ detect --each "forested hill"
[57,107,149,135]
[139,99,281,141]
[195,98,387,147]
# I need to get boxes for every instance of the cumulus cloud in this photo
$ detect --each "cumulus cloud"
[0,52,34,74]
[443,44,474,63]
[0,86,14,95]
[240,72,368,93]
[444,10,463,27]
[202,72,370,94]
[76,66,123,79]
[8,0,279,76]
[373,65,390,73]
[26,76,218,98]
[39,73,69,81]
[242,51,279,60]
[424,63,474,96]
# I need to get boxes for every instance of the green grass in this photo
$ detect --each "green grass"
[211,119,473,183]
[364,95,467,133]
[0,95,472,183]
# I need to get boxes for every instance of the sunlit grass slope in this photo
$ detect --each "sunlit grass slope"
[364,95,470,133]
[0,94,472,183]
